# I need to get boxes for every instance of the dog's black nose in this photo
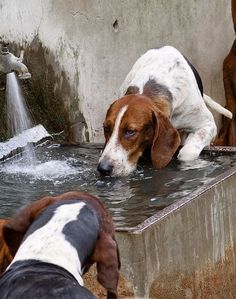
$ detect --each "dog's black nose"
[97,159,113,176]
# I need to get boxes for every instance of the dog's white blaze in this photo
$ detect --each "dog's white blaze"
[100,105,136,175]
[102,105,128,155]
[10,202,86,286]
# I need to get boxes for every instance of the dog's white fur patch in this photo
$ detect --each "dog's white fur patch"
[9,202,86,286]
[99,105,136,176]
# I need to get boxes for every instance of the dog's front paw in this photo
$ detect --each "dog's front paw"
[177,144,201,161]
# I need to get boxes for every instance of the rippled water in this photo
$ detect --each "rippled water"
[0,144,235,228]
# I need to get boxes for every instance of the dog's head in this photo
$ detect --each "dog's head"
[2,191,120,299]
[97,94,180,176]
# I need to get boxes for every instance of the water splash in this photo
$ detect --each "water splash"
[0,124,52,161]
[2,160,77,182]
[5,72,36,164]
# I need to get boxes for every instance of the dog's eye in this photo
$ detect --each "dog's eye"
[103,125,110,134]
[123,129,136,139]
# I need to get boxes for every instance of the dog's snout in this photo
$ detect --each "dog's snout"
[97,159,113,176]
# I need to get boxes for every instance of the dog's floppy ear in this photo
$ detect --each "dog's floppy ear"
[0,219,14,273]
[92,232,120,299]
[151,109,180,168]
[3,197,56,257]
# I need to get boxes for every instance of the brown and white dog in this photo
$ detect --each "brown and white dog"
[0,191,120,299]
[214,0,236,146]
[214,39,236,146]
[97,46,232,176]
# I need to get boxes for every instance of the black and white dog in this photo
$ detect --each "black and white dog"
[0,192,120,299]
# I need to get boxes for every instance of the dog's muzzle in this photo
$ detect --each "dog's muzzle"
[97,157,114,176]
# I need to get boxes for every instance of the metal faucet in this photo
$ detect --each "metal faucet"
[0,42,31,79]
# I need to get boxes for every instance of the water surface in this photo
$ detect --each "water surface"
[0,144,235,228]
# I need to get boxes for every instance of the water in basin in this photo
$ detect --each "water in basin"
[0,144,235,229]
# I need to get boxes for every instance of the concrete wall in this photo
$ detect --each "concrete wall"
[0,0,234,142]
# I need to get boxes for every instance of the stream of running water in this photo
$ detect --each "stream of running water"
[6,72,36,164]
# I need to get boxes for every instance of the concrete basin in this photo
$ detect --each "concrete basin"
[114,147,236,298]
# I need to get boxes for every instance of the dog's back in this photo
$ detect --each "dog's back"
[0,261,96,299]
[0,199,100,299]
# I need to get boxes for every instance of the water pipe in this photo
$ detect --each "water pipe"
[0,42,31,79]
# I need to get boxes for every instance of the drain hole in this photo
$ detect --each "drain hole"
[113,19,119,32]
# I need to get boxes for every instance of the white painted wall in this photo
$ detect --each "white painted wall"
[0,0,234,142]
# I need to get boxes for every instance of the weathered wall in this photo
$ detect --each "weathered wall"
[0,0,234,142]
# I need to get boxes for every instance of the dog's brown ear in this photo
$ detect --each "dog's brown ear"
[151,109,180,168]
[3,224,25,258]
[3,197,56,257]
[92,233,120,298]
[0,219,14,273]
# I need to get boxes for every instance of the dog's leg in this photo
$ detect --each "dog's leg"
[177,123,216,161]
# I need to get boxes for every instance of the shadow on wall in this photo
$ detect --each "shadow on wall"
[0,36,88,143]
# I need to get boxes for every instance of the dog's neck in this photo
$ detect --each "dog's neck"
[151,97,172,118]
[142,79,172,117]
[125,80,172,117]
[8,201,99,286]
